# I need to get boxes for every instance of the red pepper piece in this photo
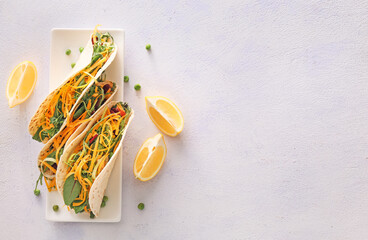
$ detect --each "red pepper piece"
[89,134,98,145]
[117,107,126,117]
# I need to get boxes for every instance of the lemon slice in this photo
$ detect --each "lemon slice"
[6,61,37,108]
[134,133,167,181]
[145,96,184,137]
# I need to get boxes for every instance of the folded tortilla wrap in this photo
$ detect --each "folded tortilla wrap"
[29,27,117,143]
[56,101,134,217]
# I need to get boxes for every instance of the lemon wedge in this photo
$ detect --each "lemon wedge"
[6,61,37,108]
[134,133,167,181]
[145,96,184,137]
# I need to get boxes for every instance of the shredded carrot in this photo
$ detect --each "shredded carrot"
[44,176,51,192]
[87,99,92,109]
[42,161,56,174]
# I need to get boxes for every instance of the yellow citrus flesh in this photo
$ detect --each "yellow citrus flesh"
[145,96,184,137]
[6,61,37,108]
[134,133,167,181]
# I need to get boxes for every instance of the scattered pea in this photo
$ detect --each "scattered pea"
[134,84,141,91]
[138,203,145,210]
[90,212,95,219]
[65,49,71,55]
[34,189,40,196]
[71,63,76,68]
[53,205,59,212]
[79,47,84,53]
[146,44,151,50]
[124,76,129,82]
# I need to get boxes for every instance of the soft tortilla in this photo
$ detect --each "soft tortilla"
[29,32,117,143]
[56,101,134,217]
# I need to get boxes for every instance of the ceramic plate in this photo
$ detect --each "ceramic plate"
[46,28,125,222]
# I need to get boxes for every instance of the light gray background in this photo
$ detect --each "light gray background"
[1,0,368,239]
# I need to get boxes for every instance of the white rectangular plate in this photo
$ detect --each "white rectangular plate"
[46,28,125,222]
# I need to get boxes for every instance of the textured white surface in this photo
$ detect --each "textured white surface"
[1,0,368,239]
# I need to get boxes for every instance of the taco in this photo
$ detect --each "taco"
[36,75,117,191]
[56,101,134,217]
[29,26,117,143]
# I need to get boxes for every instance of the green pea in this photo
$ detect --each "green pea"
[71,63,76,68]
[103,196,108,202]
[34,189,40,196]
[145,44,151,50]
[65,49,71,55]
[138,203,144,210]
[134,84,141,91]
[124,76,129,82]
[53,205,59,212]
[79,47,84,53]
[90,212,95,219]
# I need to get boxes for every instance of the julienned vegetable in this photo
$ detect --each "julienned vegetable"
[31,28,115,143]
[62,102,132,214]
[36,77,116,192]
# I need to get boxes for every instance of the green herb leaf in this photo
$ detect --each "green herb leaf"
[72,200,88,213]
[32,126,43,142]
[63,174,82,206]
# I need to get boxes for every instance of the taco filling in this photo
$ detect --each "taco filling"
[32,29,115,143]
[36,77,116,192]
[61,102,132,215]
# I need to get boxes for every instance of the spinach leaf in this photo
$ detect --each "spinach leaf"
[72,199,88,214]
[63,174,82,206]
[32,126,43,142]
